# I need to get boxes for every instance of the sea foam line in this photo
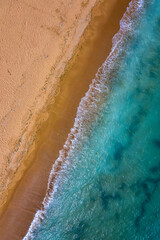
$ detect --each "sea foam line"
[24,0,145,238]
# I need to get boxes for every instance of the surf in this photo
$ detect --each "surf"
[23,0,160,239]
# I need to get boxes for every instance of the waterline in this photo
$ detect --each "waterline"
[23,0,160,239]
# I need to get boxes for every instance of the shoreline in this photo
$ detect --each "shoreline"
[0,0,130,239]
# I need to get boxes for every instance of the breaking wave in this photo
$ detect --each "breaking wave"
[24,0,145,239]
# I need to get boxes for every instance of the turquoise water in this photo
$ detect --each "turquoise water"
[25,0,160,239]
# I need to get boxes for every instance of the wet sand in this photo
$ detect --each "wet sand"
[0,0,130,239]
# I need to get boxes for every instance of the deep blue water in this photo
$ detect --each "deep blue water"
[25,0,160,239]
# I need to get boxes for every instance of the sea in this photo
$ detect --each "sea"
[24,0,160,239]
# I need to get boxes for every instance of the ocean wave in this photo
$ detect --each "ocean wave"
[23,0,145,239]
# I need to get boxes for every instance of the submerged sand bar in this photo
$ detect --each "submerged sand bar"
[0,0,130,239]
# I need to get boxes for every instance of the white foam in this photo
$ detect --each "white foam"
[23,0,145,239]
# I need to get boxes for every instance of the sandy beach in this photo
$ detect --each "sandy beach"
[0,0,130,239]
[0,0,97,208]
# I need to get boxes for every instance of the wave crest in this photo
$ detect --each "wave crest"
[24,0,145,239]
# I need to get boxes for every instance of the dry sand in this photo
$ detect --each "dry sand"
[0,0,130,239]
[0,0,97,210]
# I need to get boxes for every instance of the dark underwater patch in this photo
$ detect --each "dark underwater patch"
[66,220,88,240]
[101,191,121,210]
[128,115,140,136]
[133,175,160,230]
[153,139,160,148]
[113,142,126,162]
[150,161,160,173]
[115,212,120,221]
[149,70,156,79]
[118,182,127,191]
[156,17,160,28]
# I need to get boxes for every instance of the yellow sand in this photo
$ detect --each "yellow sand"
[0,0,98,207]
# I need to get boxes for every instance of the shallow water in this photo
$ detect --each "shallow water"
[25,0,160,239]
